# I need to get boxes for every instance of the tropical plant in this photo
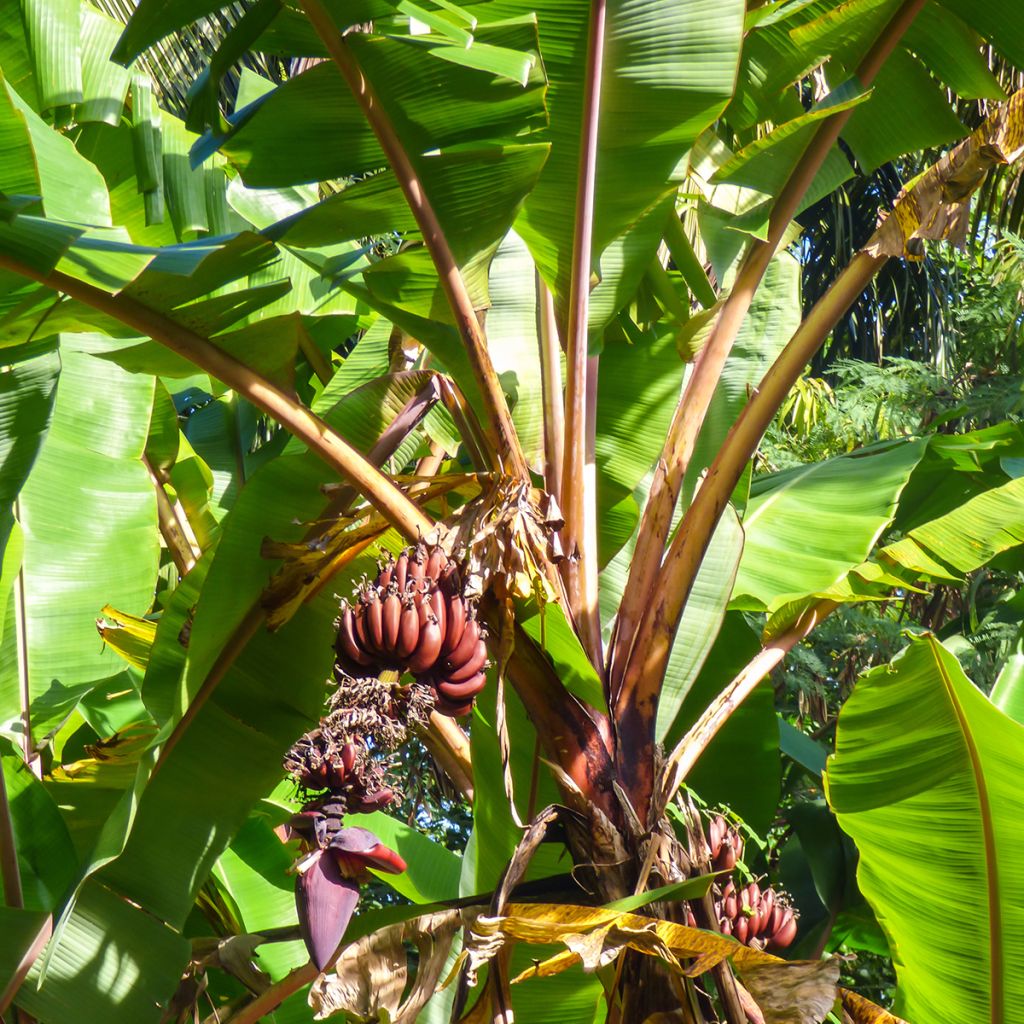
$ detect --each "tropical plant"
[2,2,1024,1024]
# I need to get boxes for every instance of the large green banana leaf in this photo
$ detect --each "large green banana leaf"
[825,635,1024,1024]
[478,0,744,319]
[0,338,159,742]
[732,439,928,613]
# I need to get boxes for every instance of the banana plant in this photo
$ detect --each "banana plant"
[1,1,1024,1022]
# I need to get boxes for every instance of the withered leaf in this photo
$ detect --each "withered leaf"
[309,909,464,1022]
[742,958,840,1024]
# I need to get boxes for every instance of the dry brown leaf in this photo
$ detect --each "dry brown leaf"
[309,910,463,1022]
[863,89,1024,259]
[443,479,564,604]
[742,958,840,1024]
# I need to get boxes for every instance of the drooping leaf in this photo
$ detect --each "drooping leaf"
[733,440,928,613]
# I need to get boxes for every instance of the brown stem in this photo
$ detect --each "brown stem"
[143,454,197,575]
[297,0,529,481]
[537,272,564,504]
[560,0,607,670]
[211,962,318,1024]
[655,602,837,818]
[608,0,926,696]
[436,376,494,473]
[0,259,433,542]
[620,254,882,781]
[0,763,23,909]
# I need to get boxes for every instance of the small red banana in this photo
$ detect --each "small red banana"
[365,591,384,652]
[377,556,394,589]
[722,882,738,920]
[394,552,409,592]
[433,693,475,717]
[338,606,373,666]
[397,597,420,659]
[735,915,749,945]
[409,545,426,587]
[445,617,480,672]
[436,669,487,702]
[408,617,443,674]
[425,545,445,582]
[429,588,446,640]
[353,603,374,654]
[768,908,797,950]
[340,742,358,775]
[709,815,726,858]
[382,591,402,650]
[445,640,488,684]
[442,594,466,655]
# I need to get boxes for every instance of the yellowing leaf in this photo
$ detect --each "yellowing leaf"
[95,604,157,671]
[864,88,1024,259]
[839,988,910,1024]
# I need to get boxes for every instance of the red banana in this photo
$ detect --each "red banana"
[382,591,402,650]
[338,606,373,666]
[397,597,420,659]
[408,617,443,674]
[436,669,487,703]
[445,639,488,684]
[365,591,384,653]
[444,617,480,672]
[442,594,466,655]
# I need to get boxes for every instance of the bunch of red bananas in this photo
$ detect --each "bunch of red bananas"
[714,879,798,950]
[335,543,489,716]
[700,815,799,952]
